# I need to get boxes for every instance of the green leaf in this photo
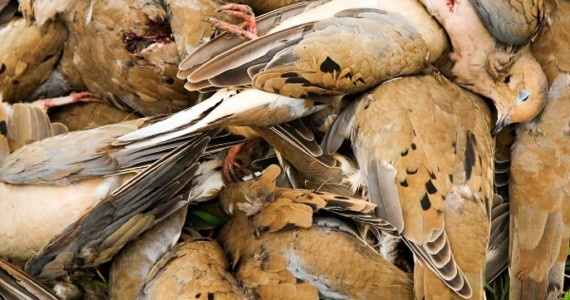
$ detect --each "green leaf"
[191,211,225,227]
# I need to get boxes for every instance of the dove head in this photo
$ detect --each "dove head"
[488,46,548,134]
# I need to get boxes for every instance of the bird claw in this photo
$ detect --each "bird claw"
[206,4,258,41]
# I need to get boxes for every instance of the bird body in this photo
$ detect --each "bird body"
[0,13,68,102]
[138,239,247,300]
[218,165,413,299]
[19,0,208,116]
[181,0,448,97]
[468,0,544,46]
[324,74,494,299]
[509,67,570,300]
[420,0,548,128]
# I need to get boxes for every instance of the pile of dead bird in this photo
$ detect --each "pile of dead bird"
[0,0,567,299]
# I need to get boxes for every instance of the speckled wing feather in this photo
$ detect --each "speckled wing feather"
[187,8,430,98]
[0,259,58,300]
[468,0,544,46]
[509,73,570,300]
[0,18,67,102]
[253,126,354,196]
[219,208,413,299]
[139,239,247,300]
[486,124,516,282]
[177,1,313,80]
[24,132,213,281]
[324,75,494,299]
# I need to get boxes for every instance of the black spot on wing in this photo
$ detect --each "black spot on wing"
[406,168,418,175]
[208,293,214,300]
[285,77,312,85]
[326,199,354,209]
[0,120,7,135]
[420,194,431,211]
[0,63,5,74]
[281,72,300,78]
[41,53,55,63]
[465,132,477,180]
[411,143,417,150]
[425,180,437,194]
[400,179,409,187]
[401,148,409,156]
[320,56,341,73]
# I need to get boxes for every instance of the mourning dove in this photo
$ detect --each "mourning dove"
[468,0,544,46]
[420,0,548,132]
[109,209,187,299]
[135,239,247,300]
[163,0,218,59]
[0,121,236,283]
[180,0,448,97]
[18,0,208,116]
[530,0,570,86]
[23,133,219,282]
[0,259,58,300]
[0,2,68,102]
[323,74,494,299]
[218,165,413,299]
[508,72,570,300]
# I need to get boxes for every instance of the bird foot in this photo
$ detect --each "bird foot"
[222,138,260,184]
[33,92,100,112]
[205,4,258,41]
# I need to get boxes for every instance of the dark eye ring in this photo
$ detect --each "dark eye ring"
[517,90,530,103]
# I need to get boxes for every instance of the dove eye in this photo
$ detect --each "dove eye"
[517,90,530,103]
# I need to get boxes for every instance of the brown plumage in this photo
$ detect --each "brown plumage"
[23,133,216,282]
[163,0,218,60]
[0,12,68,102]
[0,259,58,300]
[218,165,413,299]
[19,0,207,116]
[180,0,448,97]
[530,0,570,86]
[323,74,494,299]
[48,102,141,132]
[508,69,570,300]
[137,239,247,300]
[420,0,548,130]
[109,209,187,299]
[0,102,68,156]
[468,0,545,46]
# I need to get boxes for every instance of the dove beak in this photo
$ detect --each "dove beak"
[492,113,511,136]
